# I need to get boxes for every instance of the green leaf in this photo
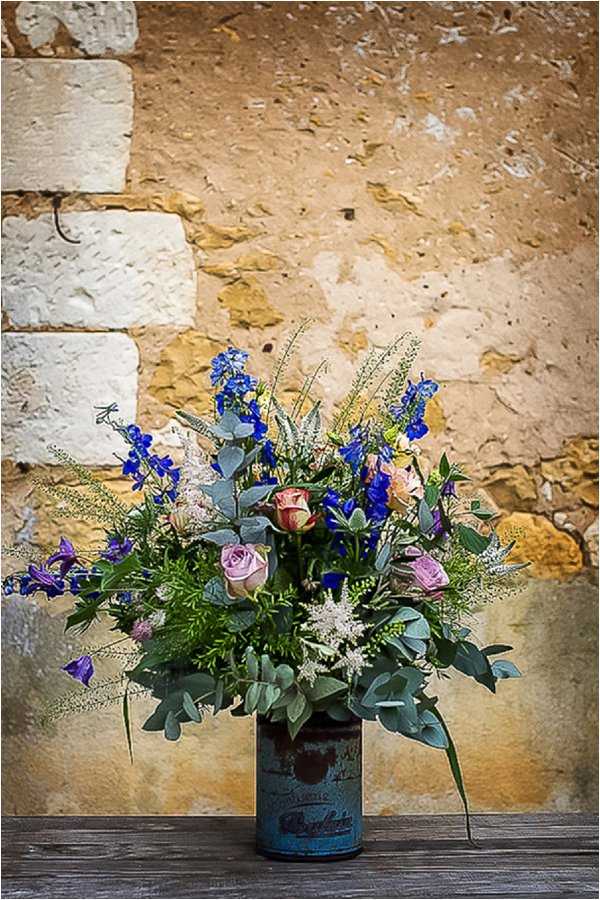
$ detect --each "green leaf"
[100,552,141,591]
[218,445,245,479]
[288,699,313,740]
[288,690,308,723]
[326,701,352,721]
[453,642,496,692]
[182,691,201,723]
[457,524,489,555]
[213,679,225,715]
[491,659,521,680]
[263,684,281,709]
[303,676,347,704]
[274,664,294,690]
[203,577,232,606]
[239,484,274,509]
[424,484,440,507]
[362,672,392,708]
[65,602,103,632]
[164,711,181,741]
[261,654,276,683]
[439,453,450,478]
[418,499,434,534]
[244,682,261,714]
[245,649,259,680]
[122,684,134,764]
[482,644,513,657]
[348,507,368,532]
[228,607,256,632]
[431,708,475,846]
[201,529,240,547]
[375,542,391,572]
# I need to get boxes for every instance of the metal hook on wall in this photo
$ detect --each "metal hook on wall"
[52,195,81,245]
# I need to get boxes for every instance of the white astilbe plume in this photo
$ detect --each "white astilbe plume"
[170,431,218,541]
[305,584,366,651]
[301,585,367,683]
[333,647,367,678]
[297,657,327,687]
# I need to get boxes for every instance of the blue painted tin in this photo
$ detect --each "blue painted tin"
[256,714,363,861]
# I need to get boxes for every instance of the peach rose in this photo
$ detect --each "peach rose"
[273,488,317,532]
[364,455,423,511]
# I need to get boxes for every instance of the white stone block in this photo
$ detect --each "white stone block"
[15,2,138,55]
[1,60,133,192]
[2,333,138,465]
[2,212,197,328]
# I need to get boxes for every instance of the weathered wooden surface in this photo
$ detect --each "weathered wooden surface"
[2,814,597,899]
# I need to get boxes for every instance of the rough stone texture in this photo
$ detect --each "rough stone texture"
[2,212,197,328]
[1,1,597,816]
[497,512,584,580]
[15,2,138,55]
[2,334,138,464]
[1,60,133,192]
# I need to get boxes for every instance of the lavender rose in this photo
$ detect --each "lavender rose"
[409,553,449,593]
[220,543,269,599]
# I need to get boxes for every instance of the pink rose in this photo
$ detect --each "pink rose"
[220,543,269,599]
[364,455,423,511]
[409,554,449,593]
[273,488,317,533]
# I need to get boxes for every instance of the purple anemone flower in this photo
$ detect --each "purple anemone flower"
[62,655,94,687]
[24,565,65,598]
[441,480,457,498]
[46,537,78,577]
[101,537,134,563]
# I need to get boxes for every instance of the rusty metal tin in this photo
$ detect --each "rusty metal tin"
[256,714,363,861]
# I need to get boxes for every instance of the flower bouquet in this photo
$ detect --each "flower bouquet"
[4,328,525,859]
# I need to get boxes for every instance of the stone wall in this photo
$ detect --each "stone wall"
[1,1,597,816]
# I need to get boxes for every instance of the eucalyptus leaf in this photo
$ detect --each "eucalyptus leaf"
[375,542,391,572]
[227,607,256,632]
[491,659,521,679]
[418,499,434,534]
[182,691,201,723]
[304,676,347,703]
[164,711,181,741]
[239,484,274,509]
[218,445,245,479]
[288,690,308,723]
[201,529,240,547]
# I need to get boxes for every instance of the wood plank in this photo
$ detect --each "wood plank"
[2,815,598,899]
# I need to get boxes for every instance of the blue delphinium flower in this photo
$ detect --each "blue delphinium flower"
[120,424,180,503]
[101,537,134,563]
[261,439,277,469]
[390,374,439,440]
[62,655,94,687]
[210,348,249,386]
[210,349,267,440]
[364,467,391,525]
[339,425,368,473]
[2,576,15,596]
[46,537,78,577]
[321,571,346,590]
